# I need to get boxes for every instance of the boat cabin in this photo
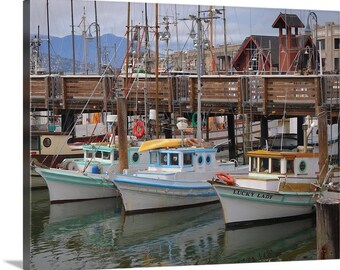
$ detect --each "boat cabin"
[147,147,218,172]
[63,144,146,174]
[247,150,319,177]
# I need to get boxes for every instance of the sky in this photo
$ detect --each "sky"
[29,0,340,54]
[0,1,339,270]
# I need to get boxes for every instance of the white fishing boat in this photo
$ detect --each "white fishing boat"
[113,137,248,214]
[35,142,148,203]
[209,111,334,228]
[210,149,318,228]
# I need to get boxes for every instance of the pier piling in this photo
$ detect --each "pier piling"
[316,197,340,259]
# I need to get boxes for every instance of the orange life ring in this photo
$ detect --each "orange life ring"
[133,120,145,139]
[215,172,236,186]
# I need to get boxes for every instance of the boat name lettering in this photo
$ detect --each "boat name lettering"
[232,189,273,200]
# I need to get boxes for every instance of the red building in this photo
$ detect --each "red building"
[232,13,317,74]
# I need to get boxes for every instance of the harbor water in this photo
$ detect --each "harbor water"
[30,181,317,270]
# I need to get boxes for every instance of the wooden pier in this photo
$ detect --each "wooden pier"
[30,74,339,121]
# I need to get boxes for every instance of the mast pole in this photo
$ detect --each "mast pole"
[155,3,160,138]
[209,6,215,74]
[197,5,202,143]
[94,1,101,75]
[46,0,51,75]
[71,0,76,74]
[125,2,130,96]
[223,6,228,74]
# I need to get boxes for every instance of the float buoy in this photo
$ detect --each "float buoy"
[133,120,145,139]
[215,172,236,186]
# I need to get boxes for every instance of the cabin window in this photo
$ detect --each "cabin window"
[113,149,119,161]
[31,136,40,151]
[86,151,93,159]
[287,160,294,174]
[272,159,280,173]
[132,152,139,163]
[95,151,102,158]
[250,157,257,172]
[184,153,193,166]
[170,153,179,166]
[150,152,158,165]
[160,153,168,165]
[103,152,110,160]
[259,158,269,172]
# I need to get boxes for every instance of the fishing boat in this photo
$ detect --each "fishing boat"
[35,142,148,203]
[209,111,334,228]
[209,148,319,228]
[113,136,248,214]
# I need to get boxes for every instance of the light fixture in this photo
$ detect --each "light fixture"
[86,29,95,41]
[304,20,312,35]
[304,46,310,54]
[189,24,196,39]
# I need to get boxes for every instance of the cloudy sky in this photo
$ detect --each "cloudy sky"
[29,0,339,53]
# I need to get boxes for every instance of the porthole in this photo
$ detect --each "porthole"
[299,160,307,173]
[206,155,211,165]
[197,155,203,166]
[43,137,52,148]
[132,152,139,163]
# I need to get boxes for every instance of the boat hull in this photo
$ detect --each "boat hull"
[35,167,118,203]
[114,174,218,213]
[212,184,315,228]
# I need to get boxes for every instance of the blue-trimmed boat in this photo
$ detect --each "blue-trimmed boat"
[112,139,248,214]
[35,143,148,203]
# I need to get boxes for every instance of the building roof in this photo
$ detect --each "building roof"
[272,13,305,28]
[232,35,280,66]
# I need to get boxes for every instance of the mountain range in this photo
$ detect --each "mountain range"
[33,33,127,73]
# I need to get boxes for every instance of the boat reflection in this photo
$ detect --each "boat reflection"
[222,217,316,264]
[30,190,316,269]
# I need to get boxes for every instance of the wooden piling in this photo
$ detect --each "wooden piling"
[316,197,340,259]
[117,97,129,173]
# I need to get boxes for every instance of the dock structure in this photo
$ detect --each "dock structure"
[30,74,339,120]
[30,74,340,165]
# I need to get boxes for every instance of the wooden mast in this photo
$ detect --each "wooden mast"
[125,2,130,96]
[209,6,215,74]
[155,3,159,138]
[118,2,131,173]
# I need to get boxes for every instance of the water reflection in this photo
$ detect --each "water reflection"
[30,189,316,270]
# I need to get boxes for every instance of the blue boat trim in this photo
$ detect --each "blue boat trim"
[114,177,213,190]
[41,172,114,188]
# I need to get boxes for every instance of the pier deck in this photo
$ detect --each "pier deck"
[30,74,339,119]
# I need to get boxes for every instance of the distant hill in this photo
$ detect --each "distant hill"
[33,33,127,73]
